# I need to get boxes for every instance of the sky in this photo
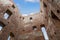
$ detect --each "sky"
[13,0,40,15]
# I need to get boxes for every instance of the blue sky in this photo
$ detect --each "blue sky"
[13,0,40,15]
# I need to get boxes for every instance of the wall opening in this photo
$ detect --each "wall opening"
[12,5,15,8]
[51,10,60,21]
[0,22,5,30]
[54,32,56,35]
[41,26,49,40]
[52,0,54,2]
[33,26,37,30]
[4,10,12,19]
[57,10,60,13]
[10,32,15,37]
[4,13,9,19]
[7,32,14,40]
[0,21,5,34]
[30,17,32,20]
[43,2,47,8]
[23,17,24,20]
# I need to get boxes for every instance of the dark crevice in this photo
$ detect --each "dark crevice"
[51,11,60,21]
[0,21,5,27]
[10,32,15,37]
[6,10,12,16]
[43,2,47,8]
[33,26,37,30]
[12,5,15,8]
[30,17,32,20]
[23,17,24,20]
[54,32,56,35]
[40,24,45,27]
[23,30,25,31]
[40,10,42,13]
[57,10,60,13]
[52,0,54,2]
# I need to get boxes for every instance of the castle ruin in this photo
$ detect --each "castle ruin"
[0,0,60,40]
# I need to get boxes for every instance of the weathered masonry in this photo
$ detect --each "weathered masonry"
[0,0,60,40]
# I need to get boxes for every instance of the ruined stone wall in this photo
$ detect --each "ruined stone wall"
[20,13,45,40]
[40,0,60,40]
[0,0,60,40]
[0,0,23,40]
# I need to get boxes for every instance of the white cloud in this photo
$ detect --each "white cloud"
[24,0,40,2]
[30,13,34,15]
[22,12,38,16]
[22,12,35,16]
[22,14,28,16]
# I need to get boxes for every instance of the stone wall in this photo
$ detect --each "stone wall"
[0,0,60,40]
[41,0,60,40]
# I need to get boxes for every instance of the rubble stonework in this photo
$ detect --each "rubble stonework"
[0,0,60,40]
